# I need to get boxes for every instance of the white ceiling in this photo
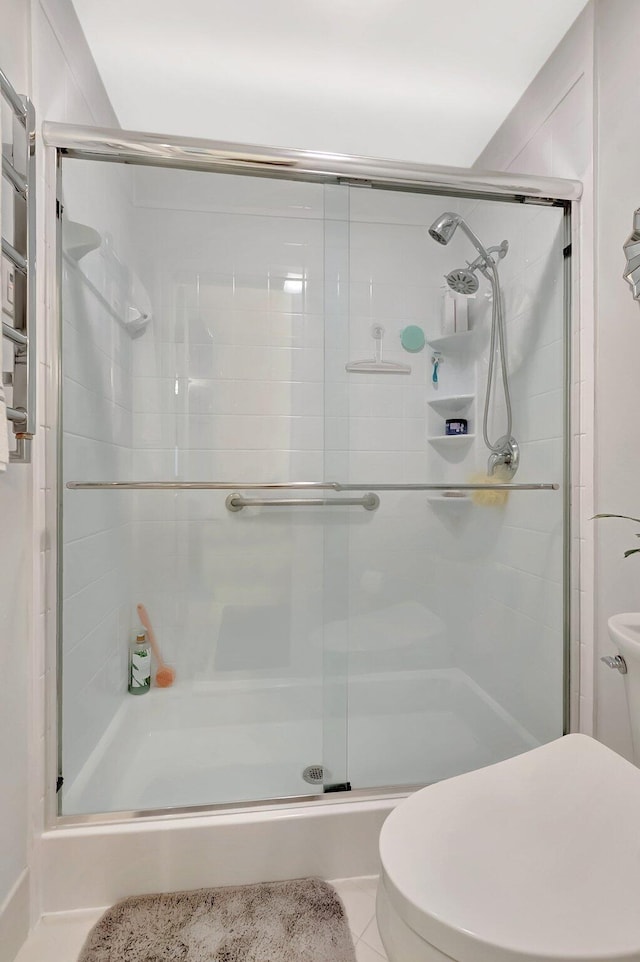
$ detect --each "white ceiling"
[71,0,589,167]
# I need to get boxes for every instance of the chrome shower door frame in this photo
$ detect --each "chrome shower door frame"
[42,122,579,827]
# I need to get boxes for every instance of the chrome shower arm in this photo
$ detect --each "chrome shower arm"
[455,217,492,263]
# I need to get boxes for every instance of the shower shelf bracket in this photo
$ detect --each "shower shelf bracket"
[428,434,476,445]
[427,331,479,353]
[427,394,474,415]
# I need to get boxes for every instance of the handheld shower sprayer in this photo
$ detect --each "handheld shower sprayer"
[428,212,517,478]
[429,212,490,258]
[430,213,508,296]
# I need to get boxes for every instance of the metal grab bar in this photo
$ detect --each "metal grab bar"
[226,492,380,512]
[66,480,560,492]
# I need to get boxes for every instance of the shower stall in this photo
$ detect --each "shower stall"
[47,124,576,820]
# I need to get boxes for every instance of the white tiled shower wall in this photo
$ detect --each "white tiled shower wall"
[98,163,568,796]
[126,173,472,694]
[341,190,566,758]
[592,0,640,758]
[448,197,566,742]
[128,169,330,687]
[476,3,594,735]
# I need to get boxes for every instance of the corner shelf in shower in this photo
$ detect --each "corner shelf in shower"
[426,494,473,510]
[427,331,479,353]
[427,394,474,415]
[427,433,476,446]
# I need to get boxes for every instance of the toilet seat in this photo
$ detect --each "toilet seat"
[379,734,640,962]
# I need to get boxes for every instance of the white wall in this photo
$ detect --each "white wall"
[592,0,640,759]
[31,0,124,834]
[0,6,33,957]
[475,3,595,737]
[478,0,640,762]
[0,0,120,954]
[69,0,590,169]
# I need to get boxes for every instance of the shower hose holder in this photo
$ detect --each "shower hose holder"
[488,435,519,480]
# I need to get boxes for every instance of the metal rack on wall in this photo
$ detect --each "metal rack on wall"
[1,66,36,464]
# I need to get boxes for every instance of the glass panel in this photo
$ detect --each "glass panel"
[57,152,567,817]
[341,187,565,788]
[59,159,335,814]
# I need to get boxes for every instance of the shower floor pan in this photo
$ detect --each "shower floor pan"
[61,668,538,817]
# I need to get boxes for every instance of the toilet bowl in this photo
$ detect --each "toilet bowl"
[377,734,640,962]
[607,612,640,762]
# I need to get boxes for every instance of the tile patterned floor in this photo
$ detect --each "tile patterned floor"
[13,876,387,962]
[332,876,387,961]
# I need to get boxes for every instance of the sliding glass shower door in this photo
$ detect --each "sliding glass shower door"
[57,151,567,817]
[339,187,566,789]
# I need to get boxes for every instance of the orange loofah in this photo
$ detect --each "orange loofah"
[155,665,175,688]
[136,603,176,688]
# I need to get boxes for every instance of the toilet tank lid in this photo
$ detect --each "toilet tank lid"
[379,735,640,962]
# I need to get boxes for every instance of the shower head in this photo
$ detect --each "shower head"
[445,267,480,295]
[428,211,494,265]
[428,212,460,246]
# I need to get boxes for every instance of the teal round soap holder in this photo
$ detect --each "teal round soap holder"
[400,325,426,353]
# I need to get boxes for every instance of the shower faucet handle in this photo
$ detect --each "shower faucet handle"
[487,436,520,480]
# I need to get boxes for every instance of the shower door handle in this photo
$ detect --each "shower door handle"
[225,492,380,512]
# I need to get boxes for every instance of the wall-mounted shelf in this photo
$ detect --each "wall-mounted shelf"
[428,433,476,446]
[426,495,473,515]
[427,394,474,415]
[428,331,479,353]
[63,219,101,261]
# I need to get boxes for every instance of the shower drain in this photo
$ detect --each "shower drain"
[302,764,326,785]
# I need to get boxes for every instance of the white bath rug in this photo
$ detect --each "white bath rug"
[78,877,357,962]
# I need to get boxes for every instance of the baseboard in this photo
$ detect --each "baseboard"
[0,870,30,962]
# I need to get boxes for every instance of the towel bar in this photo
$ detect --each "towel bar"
[67,480,560,492]
[0,66,36,464]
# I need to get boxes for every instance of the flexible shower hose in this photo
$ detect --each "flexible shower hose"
[482,262,513,452]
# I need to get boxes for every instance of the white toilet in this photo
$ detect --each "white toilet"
[377,734,640,962]
[607,612,640,760]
